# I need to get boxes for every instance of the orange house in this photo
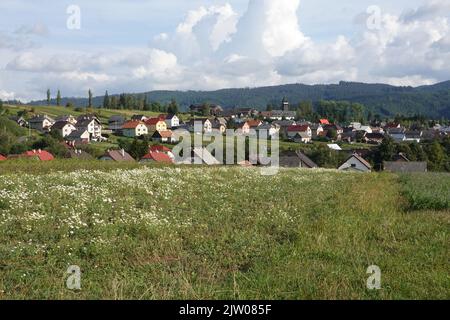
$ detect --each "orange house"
[145,118,168,133]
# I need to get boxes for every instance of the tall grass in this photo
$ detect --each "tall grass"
[399,173,450,211]
[0,165,448,299]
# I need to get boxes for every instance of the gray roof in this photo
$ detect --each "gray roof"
[109,115,125,122]
[29,114,54,123]
[279,150,318,168]
[271,110,296,118]
[66,130,88,139]
[66,149,93,160]
[101,149,135,162]
[405,131,422,139]
[384,162,427,173]
[273,120,295,127]
[52,121,72,130]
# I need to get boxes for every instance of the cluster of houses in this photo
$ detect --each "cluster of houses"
[0,141,428,173]
[17,114,104,144]
[111,114,181,144]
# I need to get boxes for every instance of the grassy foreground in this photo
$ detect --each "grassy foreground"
[0,163,448,300]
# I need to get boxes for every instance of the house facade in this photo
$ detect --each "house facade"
[29,115,55,132]
[165,114,180,128]
[287,125,312,143]
[52,121,77,137]
[145,118,168,133]
[338,154,372,172]
[122,121,148,137]
[108,115,126,132]
[76,118,102,140]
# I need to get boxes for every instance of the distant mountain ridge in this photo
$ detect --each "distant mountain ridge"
[28,81,450,118]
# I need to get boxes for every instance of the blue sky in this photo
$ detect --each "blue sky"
[0,0,449,101]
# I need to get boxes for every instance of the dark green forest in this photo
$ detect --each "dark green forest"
[28,81,450,118]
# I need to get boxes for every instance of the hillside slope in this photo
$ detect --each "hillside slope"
[27,81,450,118]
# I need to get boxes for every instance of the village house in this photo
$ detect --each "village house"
[9,116,28,127]
[324,123,344,135]
[122,121,148,137]
[233,108,259,119]
[145,118,168,133]
[404,131,422,143]
[273,120,296,137]
[140,151,173,164]
[255,123,279,139]
[51,121,77,137]
[310,123,324,139]
[341,131,357,143]
[65,129,90,145]
[100,149,135,162]
[165,114,180,128]
[8,149,55,161]
[65,149,93,160]
[247,119,263,129]
[364,132,385,144]
[269,110,296,121]
[211,119,227,134]
[108,115,126,132]
[350,122,373,133]
[0,154,6,161]
[338,154,372,172]
[131,115,149,122]
[76,116,102,140]
[55,115,77,125]
[287,125,312,143]
[387,127,406,142]
[236,121,251,135]
[279,150,318,168]
[151,130,177,144]
[187,118,212,134]
[29,115,55,132]
[150,145,175,160]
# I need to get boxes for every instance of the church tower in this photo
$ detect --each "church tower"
[282,97,289,111]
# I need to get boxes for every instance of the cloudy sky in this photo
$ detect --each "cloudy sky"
[0,0,449,101]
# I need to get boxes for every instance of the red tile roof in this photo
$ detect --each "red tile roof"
[141,151,173,163]
[0,154,6,161]
[158,114,167,120]
[145,118,163,125]
[23,150,54,161]
[287,125,309,132]
[246,120,262,128]
[320,119,330,125]
[158,130,173,138]
[150,145,172,153]
[122,121,145,129]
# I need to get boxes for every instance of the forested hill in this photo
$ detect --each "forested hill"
[29,81,450,118]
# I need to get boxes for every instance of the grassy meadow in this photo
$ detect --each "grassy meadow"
[3,104,163,125]
[0,161,448,300]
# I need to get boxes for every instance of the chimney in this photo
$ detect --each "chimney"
[121,149,125,157]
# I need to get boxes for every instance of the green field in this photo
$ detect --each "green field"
[3,104,163,125]
[0,161,448,300]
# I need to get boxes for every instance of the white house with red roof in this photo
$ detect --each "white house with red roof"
[122,121,148,137]
[287,125,312,143]
[150,145,175,160]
